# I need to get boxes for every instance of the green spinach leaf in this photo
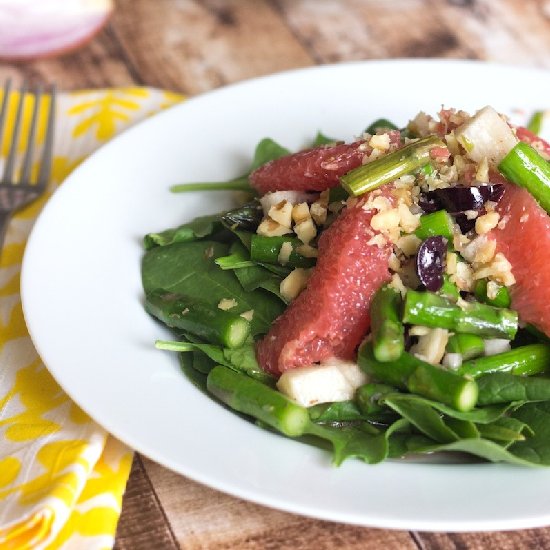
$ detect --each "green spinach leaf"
[477,373,550,405]
[142,240,284,335]
[144,214,223,249]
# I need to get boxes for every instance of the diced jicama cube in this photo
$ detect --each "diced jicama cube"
[455,106,518,164]
[276,359,367,407]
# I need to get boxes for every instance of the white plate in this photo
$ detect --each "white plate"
[22,60,550,532]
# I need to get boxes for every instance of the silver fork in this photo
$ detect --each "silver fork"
[0,80,56,253]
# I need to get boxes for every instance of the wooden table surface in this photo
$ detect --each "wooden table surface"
[3,0,550,548]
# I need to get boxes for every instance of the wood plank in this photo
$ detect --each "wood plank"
[431,0,550,68]
[114,456,179,550]
[273,0,550,66]
[110,0,314,94]
[273,0,475,62]
[141,456,418,550]
[415,528,550,550]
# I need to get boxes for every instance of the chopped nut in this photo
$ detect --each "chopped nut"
[451,261,474,291]
[462,235,496,265]
[520,213,529,223]
[370,208,400,233]
[474,252,516,286]
[257,217,293,237]
[396,234,422,256]
[486,281,500,300]
[218,298,237,311]
[388,252,401,271]
[296,244,318,258]
[268,200,293,228]
[388,273,407,298]
[240,310,254,321]
[475,157,489,183]
[464,210,479,220]
[295,218,317,245]
[398,202,421,232]
[280,268,311,301]
[292,202,310,225]
[278,241,293,265]
[446,252,458,275]
[310,202,328,225]
[367,234,387,248]
[475,211,500,235]
[368,133,391,150]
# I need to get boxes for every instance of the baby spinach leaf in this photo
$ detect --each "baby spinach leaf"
[308,401,364,423]
[250,138,290,171]
[223,341,274,384]
[142,240,284,335]
[390,433,538,466]
[380,392,512,424]
[144,214,223,249]
[477,373,550,405]
[383,395,458,443]
[476,417,529,444]
[509,401,550,465]
[445,418,479,439]
[311,131,338,146]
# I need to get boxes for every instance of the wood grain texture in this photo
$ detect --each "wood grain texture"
[140,456,417,550]
[110,0,313,94]
[114,456,179,550]
[416,528,550,550]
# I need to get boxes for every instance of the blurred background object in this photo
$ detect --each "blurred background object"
[0,0,113,60]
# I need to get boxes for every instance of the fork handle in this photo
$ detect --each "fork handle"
[0,211,12,254]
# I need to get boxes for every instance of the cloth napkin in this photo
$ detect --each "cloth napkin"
[0,87,183,549]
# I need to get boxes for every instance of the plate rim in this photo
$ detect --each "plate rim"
[21,58,550,532]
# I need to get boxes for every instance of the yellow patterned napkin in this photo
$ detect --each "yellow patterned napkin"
[0,87,183,549]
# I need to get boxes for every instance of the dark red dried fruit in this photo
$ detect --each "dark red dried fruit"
[416,236,448,292]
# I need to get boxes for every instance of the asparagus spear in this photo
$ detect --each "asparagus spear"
[370,284,405,362]
[446,333,485,360]
[415,210,455,240]
[403,290,518,340]
[474,279,511,308]
[358,342,478,411]
[457,343,550,378]
[207,366,310,436]
[340,135,445,197]
[145,289,250,349]
[498,142,550,214]
[250,235,316,268]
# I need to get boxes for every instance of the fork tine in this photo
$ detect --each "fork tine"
[37,84,56,189]
[20,85,42,185]
[1,80,27,184]
[0,79,12,162]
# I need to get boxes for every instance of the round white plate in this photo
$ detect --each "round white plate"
[22,60,550,532]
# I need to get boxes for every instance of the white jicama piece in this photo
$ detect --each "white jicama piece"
[259,191,317,216]
[483,339,511,356]
[411,328,449,365]
[455,106,518,164]
[442,353,463,370]
[276,359,367,407]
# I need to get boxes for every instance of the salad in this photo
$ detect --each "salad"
[141,106,550,466]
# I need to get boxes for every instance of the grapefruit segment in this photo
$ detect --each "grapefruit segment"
[493,184,550,336]
[256,191,393,375]
[250,131,401,195]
